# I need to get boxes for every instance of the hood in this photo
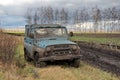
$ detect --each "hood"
[37,38,76,48]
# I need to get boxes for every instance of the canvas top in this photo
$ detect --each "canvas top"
[25,24,62,28]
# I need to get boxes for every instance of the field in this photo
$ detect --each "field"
[71,33,120,45]
[0,32,120,80]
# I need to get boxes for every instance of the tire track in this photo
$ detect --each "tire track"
[78,43,120,76]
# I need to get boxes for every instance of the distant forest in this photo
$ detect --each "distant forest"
[25,6,120,33]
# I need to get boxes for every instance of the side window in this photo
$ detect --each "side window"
[28,29,34,39]
[26,29,29,37]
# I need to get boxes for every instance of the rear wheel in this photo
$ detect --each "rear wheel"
[34,53,47,68]
[24,49,32,62]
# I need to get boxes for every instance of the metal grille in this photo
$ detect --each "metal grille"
[51,44,73,55]
[54,44,69,49]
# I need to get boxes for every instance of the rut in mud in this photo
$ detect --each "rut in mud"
[77,41,120,75]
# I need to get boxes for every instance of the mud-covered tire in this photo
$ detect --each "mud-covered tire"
[24,49,32,62]
[70,59,80,68]
[34,53,39,67]
[37,62,47,68]
[34,53,47,68]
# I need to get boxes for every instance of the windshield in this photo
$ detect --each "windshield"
[35,27,68,39]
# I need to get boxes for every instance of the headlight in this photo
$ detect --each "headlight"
[69,45,78,50]
[46,46,53,52]
[44,46,53,56]
[46,47,51,52]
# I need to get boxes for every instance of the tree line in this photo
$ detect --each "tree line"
[25,6,120,33]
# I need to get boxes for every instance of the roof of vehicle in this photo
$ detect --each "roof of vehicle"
[25,24,65,28]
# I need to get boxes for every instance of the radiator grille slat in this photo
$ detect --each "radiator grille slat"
[51,44,74,55]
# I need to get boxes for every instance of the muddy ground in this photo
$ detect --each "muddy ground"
[77,41,120,76]
[75,33,120,38]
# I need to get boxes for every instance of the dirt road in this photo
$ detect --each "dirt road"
[77,41,120,75]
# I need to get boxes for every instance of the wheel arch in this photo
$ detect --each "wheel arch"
[33,51,39,58]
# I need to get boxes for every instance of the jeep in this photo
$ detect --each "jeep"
[24,24,81,67]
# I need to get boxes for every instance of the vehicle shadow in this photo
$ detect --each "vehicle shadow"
[27,60,73,68]
[46,61,71,68]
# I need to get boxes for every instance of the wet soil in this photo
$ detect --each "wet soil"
[77,41,120,76]
[75,33,120,38]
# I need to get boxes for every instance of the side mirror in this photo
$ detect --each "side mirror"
[69,31,73,37]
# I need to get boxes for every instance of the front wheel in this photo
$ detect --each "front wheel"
[34,53,47,68]
[24,49,32,62]
[69,59,80,68]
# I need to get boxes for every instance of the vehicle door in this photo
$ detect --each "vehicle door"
[25,29,34,55]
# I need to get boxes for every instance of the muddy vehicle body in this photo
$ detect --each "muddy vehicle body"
[24,24,81,67]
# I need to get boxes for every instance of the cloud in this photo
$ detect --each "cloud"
[0,0,120,28]
[1,0,120,16]
[0,10,5,15]
[0,0,34,6]
[1,15,25,27]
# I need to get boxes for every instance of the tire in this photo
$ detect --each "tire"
[24,49,32,62]
[70,59,80,68]
[34,53,47,68]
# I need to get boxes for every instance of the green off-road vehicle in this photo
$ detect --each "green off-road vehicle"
[24,24,81,67]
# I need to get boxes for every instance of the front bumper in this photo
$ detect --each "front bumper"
[38,55,82,62]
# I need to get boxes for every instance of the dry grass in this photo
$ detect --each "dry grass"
[38,66,77,80]
[0,63,120,80]
[70,62,120,80]
[0,29,18,65]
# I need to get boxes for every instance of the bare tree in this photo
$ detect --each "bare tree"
[45,6,53,24]
[92,7,101,32]
[74,9,80,24]
[60,8,68,24]
[118,8,120,32]
[54,9,59,23]
[111,7,118,32]
[73,9,80,32]
[33,9,39,24]
[38,7,46,24]
[25,8,33,25]
[79,8,88,32]
[24,6,120,33]
[82,8,89,32]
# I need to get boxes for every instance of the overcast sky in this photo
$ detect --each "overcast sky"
[0,0,120,28]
